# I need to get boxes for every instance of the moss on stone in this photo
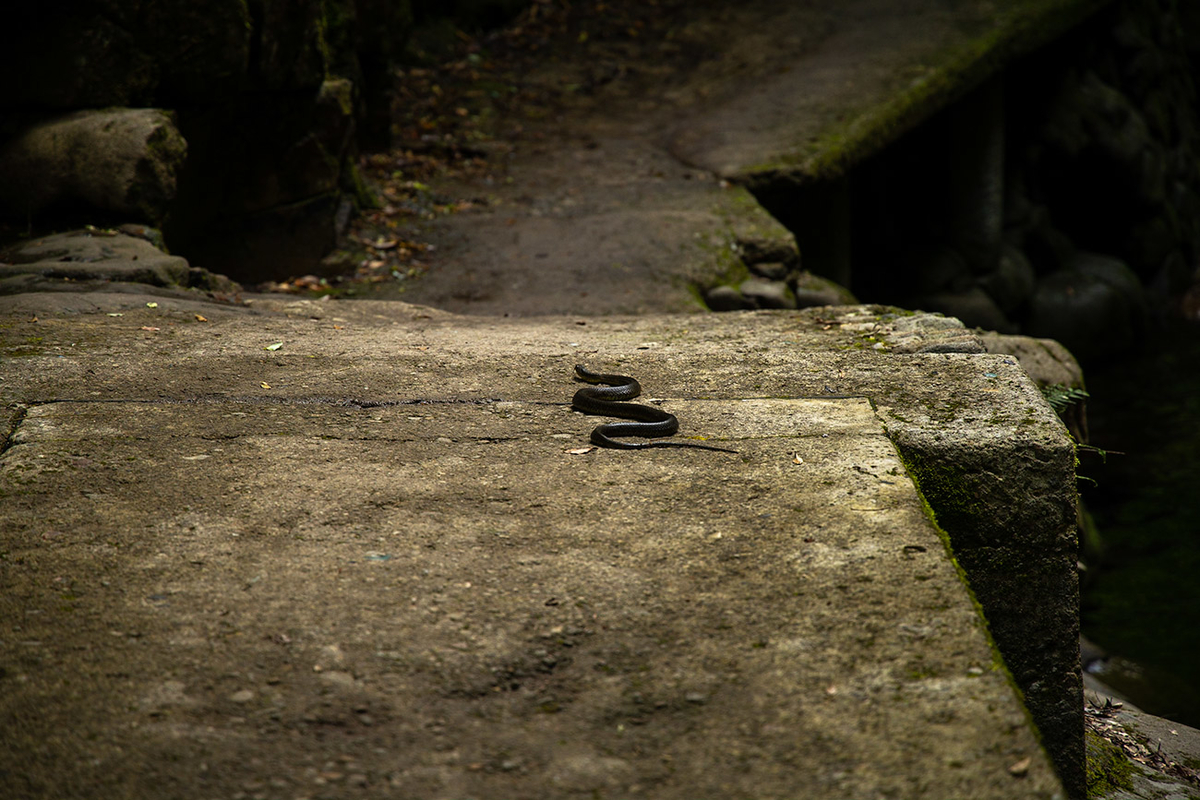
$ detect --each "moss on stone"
[746,0,1109,183]
[890,442,1000,662]
[897,447,985,532]
[1085,729,1140,797]
[887,433,1064,778]
[688,230,752,301]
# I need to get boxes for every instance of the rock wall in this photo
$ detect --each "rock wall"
[0,0,413,283]
[1002,0,1200,361]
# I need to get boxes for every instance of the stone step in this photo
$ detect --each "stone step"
[0,296,1077,798]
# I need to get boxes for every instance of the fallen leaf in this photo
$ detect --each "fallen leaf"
[107,312,123,317]
[567,446,595,455]
[140,326,160,332]
[260,382,271,389]
[265,342,283,351]
[1008,757,1031,777]
[195,314,208,322]
[145,302,158,308]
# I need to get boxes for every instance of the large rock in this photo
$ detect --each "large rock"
[793,270,858,308]
[738,277,797,309]
[981,333,1084,390]
[1042,71,1166,208]
[324,0,415,151]
[978,243,1037,315]
[0,229,238,296]
[921,285,1016,333]
[0,109,186,225]
[0,1,413,283]
[1024,255,1148,363]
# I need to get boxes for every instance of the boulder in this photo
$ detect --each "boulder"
[977,243,1036,315]
[704,285,754,311]
[792,270,857,308]
[739,277,797,309]
[1043,71,1166,208]
[0,229,236,295]
[1024,264,1144,363]
[737,235,800,268]
[1068,251,1150,336]
[980,332,1084,390]
[1022,217,1077,274]
[0,109,186,225]
[920,285,1015,333]
[748,261,790,281]
[324,0,415,151]
[907,245,973,295]
[980,331,1089,444]
[1121,214,1179,278]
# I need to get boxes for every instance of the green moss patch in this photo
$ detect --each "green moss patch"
[1086,729,1140,797]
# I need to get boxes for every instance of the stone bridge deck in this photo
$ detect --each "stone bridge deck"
[1,296,1077,799]
[0,1,1104,796]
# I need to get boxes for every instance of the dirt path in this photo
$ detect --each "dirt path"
[326,0,1104,317]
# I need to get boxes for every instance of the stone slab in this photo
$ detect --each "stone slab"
[0,295,1070,798]
[665,0,1110,185]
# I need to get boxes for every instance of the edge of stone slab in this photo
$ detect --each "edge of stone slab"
[877,359,1083,797]
[735,0,1113,187]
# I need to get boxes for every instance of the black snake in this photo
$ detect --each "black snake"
[571,365,737,453]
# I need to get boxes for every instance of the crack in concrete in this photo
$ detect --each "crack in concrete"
[11,395,513,409]
[1,403,27,458]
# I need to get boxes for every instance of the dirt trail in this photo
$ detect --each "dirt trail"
[337,0,1103,317]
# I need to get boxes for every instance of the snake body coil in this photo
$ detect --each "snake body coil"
[571,365,736,452]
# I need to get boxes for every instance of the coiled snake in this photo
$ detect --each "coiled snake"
[571,364,737,453]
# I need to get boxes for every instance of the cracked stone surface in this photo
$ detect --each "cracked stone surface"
[1,293,1075,798]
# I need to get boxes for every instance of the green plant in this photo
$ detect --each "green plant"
[1042,383,1089,414]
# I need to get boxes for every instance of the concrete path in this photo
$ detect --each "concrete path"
[1,292,1071,798]
[393,0,1105,316]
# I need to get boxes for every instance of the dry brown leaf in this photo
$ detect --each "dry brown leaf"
[1007,757,1031,776]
